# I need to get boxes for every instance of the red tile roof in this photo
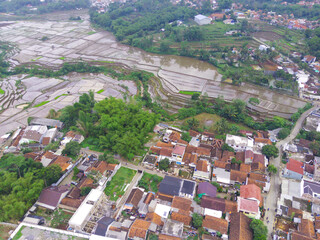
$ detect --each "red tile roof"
[238,198,259,214]
[156,142,174,148]
[240,184,262,203]
[50,156,71,171]
[160,148,173,157]
[172,196,192,211]
[196,160,208,172]
[230,170,247,183]
[229,213,253,240]
[202,215,228,234]
[253,154,265,165]
[171,211,191,225]
[287,158,304,175]
[189,130,199,137]
[240,164,251,173]
[145,212,163,226]
[254,138,272,145]
[128,219,151,239]
[172,145,186,156]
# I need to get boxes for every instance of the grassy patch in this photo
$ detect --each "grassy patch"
[183,113,254,132]
[87,31,96,35]
[31,56,42,62]
[0,88,4,94]
[97,89,105,94]
[104,167,137,201]
[12,226,25,240]
[54,94,68,100]
[33,101,49,108]
[138,172,163,192]
[50,209,72,228]
[80,137,102,152]
[0,225,16,240]
[179,91,200,95]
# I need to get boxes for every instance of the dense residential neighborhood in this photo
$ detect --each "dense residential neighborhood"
[0,102,317,240]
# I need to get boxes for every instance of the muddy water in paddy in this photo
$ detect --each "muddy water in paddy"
[0,10,308,134]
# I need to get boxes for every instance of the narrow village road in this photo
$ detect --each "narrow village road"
[264,105,318,239]
[81,148,166,178]
[113,171,143,219]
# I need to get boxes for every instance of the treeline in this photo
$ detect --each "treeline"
[305,27,320,59]
[90,0,197,41]
[297,130,320,156]
[0,43,11,77]
[0,0,89,15]
[0,154,62,222]
[59,93,159,160]
[236,0,320,20]
[177,94,311,131]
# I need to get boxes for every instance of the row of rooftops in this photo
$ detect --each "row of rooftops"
[120,173,262,239]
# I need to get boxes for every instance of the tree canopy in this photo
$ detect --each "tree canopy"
[0,154,62,222]
[250,219,268,240]
[262,145,279,158]
[59,94,159,160]
[192,213,203,228]
[62,141,81,157]
[90,0,197,42]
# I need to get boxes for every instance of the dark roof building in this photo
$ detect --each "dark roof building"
[95,217,114,236]
[158,176,196,200]
[197,182,217,198]
[201,196,225,212]
[37,185,70,210]
[29,117,63,129]
[180,180,196,198]
[125,188,144,210]
[158,176,183,198]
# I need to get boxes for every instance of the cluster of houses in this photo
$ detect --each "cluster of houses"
[147,125,271,190]
[90,175,263,239]
[269,114,320,239]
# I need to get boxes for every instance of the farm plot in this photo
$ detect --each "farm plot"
[104,167,137,201]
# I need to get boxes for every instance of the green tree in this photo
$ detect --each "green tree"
[262,145,279,158]
[40,165,62,186]
[192,213,203,229]
[81,186,92,196]
[181,132,192,142]
[267,164,277,174]
[250,219,268,240]
[187,117,200,130]
[62,141,81,157]
[277,128,290,140]
[221,143,235,152]
[99,152,119,164]
[215,118,230,134]
[310,141,320,156]
[44,141,60,151]
[160,41,170,53]
[191,92,200,100]
[159,158,170,171]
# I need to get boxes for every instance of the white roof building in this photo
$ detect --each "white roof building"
[69,189,104,231]
[296,70,309,89]
[225,134,253,151]
[20,125,48,144]
[194,14,211,25]
[212,168,231,185]
[154,204,171,219]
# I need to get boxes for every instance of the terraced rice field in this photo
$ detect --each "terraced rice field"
[0,10,309,135]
